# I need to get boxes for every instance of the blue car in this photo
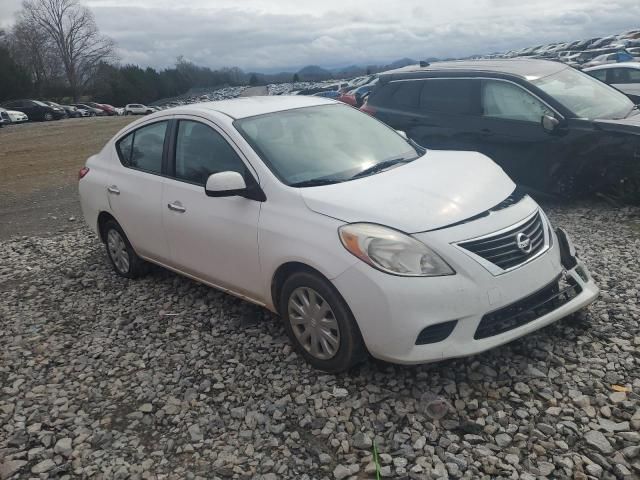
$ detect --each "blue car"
[312,90,341,99]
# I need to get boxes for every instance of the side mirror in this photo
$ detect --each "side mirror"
[396,130,408,139]
[205,171,247,197]
[205,171,266,202]
[541,114,560,133]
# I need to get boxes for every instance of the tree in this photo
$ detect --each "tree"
[9,15,60,96]
[21,0,114,101]
[292,73,300,83]
[249,74,258,86]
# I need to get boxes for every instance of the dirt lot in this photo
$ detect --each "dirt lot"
[0,116,136,240]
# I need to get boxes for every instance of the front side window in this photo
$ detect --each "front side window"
[174,120,246,185]
[420,79,479,115]
[531,67,633,119]
[235,104,420,186]
[482,80,550,122]
[116,121,167,174]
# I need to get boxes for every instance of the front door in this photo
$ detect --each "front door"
[161,118,263,301]
[472,79,565,190]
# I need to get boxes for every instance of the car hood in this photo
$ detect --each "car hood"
[300,150,515,233]
[594,111,640,135]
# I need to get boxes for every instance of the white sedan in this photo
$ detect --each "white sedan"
[78,96,599,372]
[124,103,154,115]
[7,110,29,123]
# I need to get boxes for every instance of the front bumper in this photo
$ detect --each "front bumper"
[332,206,599,364]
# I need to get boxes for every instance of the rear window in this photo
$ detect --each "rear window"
[420,79,479,115]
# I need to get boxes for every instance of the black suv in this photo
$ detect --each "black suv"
[364,59,640,195]
[1,99,67,121]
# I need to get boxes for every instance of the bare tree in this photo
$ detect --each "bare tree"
[9,16,60,96]
[21,0,114,101]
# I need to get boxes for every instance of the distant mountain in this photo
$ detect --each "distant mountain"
[297,65,333,81]
[382,57,418,70]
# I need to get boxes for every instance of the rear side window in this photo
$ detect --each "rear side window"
[420,79,479,115]
[116,121,168,174]
[390,82,423,108]
[588,70,607,82]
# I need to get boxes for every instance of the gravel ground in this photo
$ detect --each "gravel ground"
[1,202,639,480]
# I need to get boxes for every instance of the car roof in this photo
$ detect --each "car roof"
[379,59,568,81]
[584,62,640,71]
[169,95,335,120]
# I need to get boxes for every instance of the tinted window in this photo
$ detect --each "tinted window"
[589,70,607,82]
[420,79,479,115]
[609,68,640,83]
[174,121,246,185]
[116,121,167,174]
[482,81,550,122]
[390,81,422,108]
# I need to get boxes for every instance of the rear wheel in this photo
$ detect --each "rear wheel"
[103,220,147,278]
[280,271,366,372]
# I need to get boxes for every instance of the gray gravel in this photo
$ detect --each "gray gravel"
[1,202,639,479]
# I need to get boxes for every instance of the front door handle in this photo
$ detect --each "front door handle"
[107,185,120,195]
[167,202,186,213]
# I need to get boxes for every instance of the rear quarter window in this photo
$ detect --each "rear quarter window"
[370,81,422,109]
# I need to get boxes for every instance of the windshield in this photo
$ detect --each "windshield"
[532,67,633,119]
[235,104,419,186]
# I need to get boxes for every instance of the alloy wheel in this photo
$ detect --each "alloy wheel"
[44,113,53,121]
[288,287,340,360]
[107,229,130,274]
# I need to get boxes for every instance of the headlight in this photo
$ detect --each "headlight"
[338,223,455,277]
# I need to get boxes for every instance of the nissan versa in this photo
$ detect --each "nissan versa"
[78,96,599,372]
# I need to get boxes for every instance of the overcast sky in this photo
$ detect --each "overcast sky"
[1,0,639,71]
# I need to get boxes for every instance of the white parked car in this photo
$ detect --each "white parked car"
[78,96,599,372]
[584,62,640,103]
[124,103,154,115]
[7,109,29,123]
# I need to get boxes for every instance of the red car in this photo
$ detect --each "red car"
[87,102,117,116]
[338,90,358,106]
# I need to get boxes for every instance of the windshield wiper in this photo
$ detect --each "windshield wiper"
[350,157,414,180]
[290,177,344,188]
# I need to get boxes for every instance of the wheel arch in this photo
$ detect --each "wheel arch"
[271,262,332,315]
[97,211,118,243]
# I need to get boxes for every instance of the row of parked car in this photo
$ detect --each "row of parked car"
[0,100,163,127]
[477,28,640,67]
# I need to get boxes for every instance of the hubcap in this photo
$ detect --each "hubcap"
[107,229,130,273]
[288,287,340,360]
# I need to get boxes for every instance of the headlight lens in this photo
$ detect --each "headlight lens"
[338,223,455,277]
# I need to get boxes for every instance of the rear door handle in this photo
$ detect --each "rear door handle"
[167,202,186,213]
[480,128,493,137]
[107,185,120,195]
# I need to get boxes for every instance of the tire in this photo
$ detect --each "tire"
[43,112,54,121]
[103,220,147,279]
[91,112,96,117]
[280,271,367,372]
[125,111,130,115]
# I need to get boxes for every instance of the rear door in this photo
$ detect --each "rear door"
[161,117,263,300]
[372,78,482,151]
[107,120,171,262]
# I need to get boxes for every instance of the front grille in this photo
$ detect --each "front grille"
[458,211,546,271]
[474,275,582,339]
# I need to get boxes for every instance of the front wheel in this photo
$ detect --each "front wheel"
[43,112,54,121]
[280,271,367,372]
[103,220,147,279]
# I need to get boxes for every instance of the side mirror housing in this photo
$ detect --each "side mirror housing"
[542,114,560,133]
[205,171,266,202]
[396,130,408,139]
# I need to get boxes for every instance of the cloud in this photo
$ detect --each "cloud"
[3,0,640,70]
